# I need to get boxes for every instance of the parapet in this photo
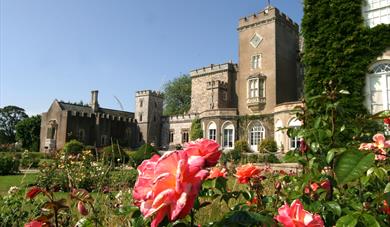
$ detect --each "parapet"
[161,113,199,123]
[190,62,238,78]
[135,90,163,98]
[238,6,299,32]
[206,80,228,90]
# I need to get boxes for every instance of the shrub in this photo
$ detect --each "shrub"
[190,118,203,140]
[258,138,278,153]
[127,144,157,167]
[19,151,40,168]
[0,155,20,175]
[234,140,250,153]
[101,145,129,166]
[63,139,84,155]
[220,149,241,164]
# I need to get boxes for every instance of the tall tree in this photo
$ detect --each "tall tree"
[16,115,41,151]
[163,75,192,116]
[0,106,28,144]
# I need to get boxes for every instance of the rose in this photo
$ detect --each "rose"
[133,150,209,227]
[184,139,221,167]
[26,186,43,199]
[275,199,324,227]
[207,167,227,179]
[24,220,45,227]
[359,133,389,160]
[77,201,89,216]
[235,164,261,184]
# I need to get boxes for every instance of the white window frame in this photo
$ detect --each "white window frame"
[222,122,235,149]
[275,119,284,150]
[247,77,265,99]
[251,54,262,70]
[249,123,265,146]
[208,122,217,141]
[362,0,390,28]
[288,118,302,150]
[365,62,390,113]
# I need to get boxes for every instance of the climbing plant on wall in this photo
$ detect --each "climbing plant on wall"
[301,0,390,149]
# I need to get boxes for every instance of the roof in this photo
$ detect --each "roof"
[57,101,134,119]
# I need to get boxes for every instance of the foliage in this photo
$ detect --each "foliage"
[127,143,157,166]
[101,145,129,166]
[63,140,84,155]
[15,115,41,151]
[258,138,278,153]
[0,155,20,175]
[234,140,250,153]
[220,149,241,164]
[190,118,203,140]
[0,105,28,144]
[37,151,110,192]
[20,150,41,168]
[162,74,191,116]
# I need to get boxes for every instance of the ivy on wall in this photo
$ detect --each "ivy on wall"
[301,0,390,145]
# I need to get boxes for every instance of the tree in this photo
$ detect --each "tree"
[163,75,191,116]
[15,115,41,151]
[190,118,203,140]
[0,106,28,144]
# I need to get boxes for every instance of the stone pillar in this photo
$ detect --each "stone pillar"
[90,90,99,112]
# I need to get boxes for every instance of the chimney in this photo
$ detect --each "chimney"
[90,90,99,112]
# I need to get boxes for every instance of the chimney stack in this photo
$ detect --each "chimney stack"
[90,90,99,112]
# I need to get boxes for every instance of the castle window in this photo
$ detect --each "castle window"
[248,78,265,99]
[363,0,390,28]
[169,130,174,143]
[182,130,189,143]
[222,122,234,149]
[251,54,261,70]
[139,113,143,122]
[153,115,157,122]
[249,123,265,152]
[78,129,85,142]
[46,127,56,139]
[365,62,390,113]
[288,118,302,150]
[101,135,108,146]
[140,99,143,107]
[208,122,217,141]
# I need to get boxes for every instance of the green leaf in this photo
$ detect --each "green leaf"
[334,151,375,185]
[326,150,335,164]
[385,183,390,193]
[361,214,380,227]
[326,201,341,216]
[214,210,275,227]
[336,214,358,227]
[75,218,94,227]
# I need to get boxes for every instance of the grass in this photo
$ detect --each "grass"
[0,173,38,195]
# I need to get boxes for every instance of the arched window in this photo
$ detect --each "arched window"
[248,122,265,152]
[288,118,302,150]
[365,62,390,113]
[222,122,234,149]
[275,120,283,150]
[208,122,217,141]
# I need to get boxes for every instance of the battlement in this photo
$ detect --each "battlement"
[206,80,228,90]
[161,113,199,123]
[135,90,163,98]
[190,62,237,78]
[238,6,299,31]
[68,110,135,123]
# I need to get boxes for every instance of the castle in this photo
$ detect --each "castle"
[40,3,390,153]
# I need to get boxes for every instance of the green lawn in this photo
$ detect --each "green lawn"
[0,173,38,195]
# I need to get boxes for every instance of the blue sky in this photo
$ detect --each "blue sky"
[0,0,303,115]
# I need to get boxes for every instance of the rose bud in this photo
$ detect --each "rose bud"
[77,201,89,216]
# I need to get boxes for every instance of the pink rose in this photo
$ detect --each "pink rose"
[207,167,227,179]
[24,221,44,227]
[359,133,390,160]
[235,164,261,184]
[77,201,89,216]
[184,139,221,167]
[275,199,324,227]
[133,151,208,227]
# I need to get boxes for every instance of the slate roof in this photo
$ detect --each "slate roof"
[57,101,134,119]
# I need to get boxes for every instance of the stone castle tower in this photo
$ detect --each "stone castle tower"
[236,7,300,114]
[135,90,164,145]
